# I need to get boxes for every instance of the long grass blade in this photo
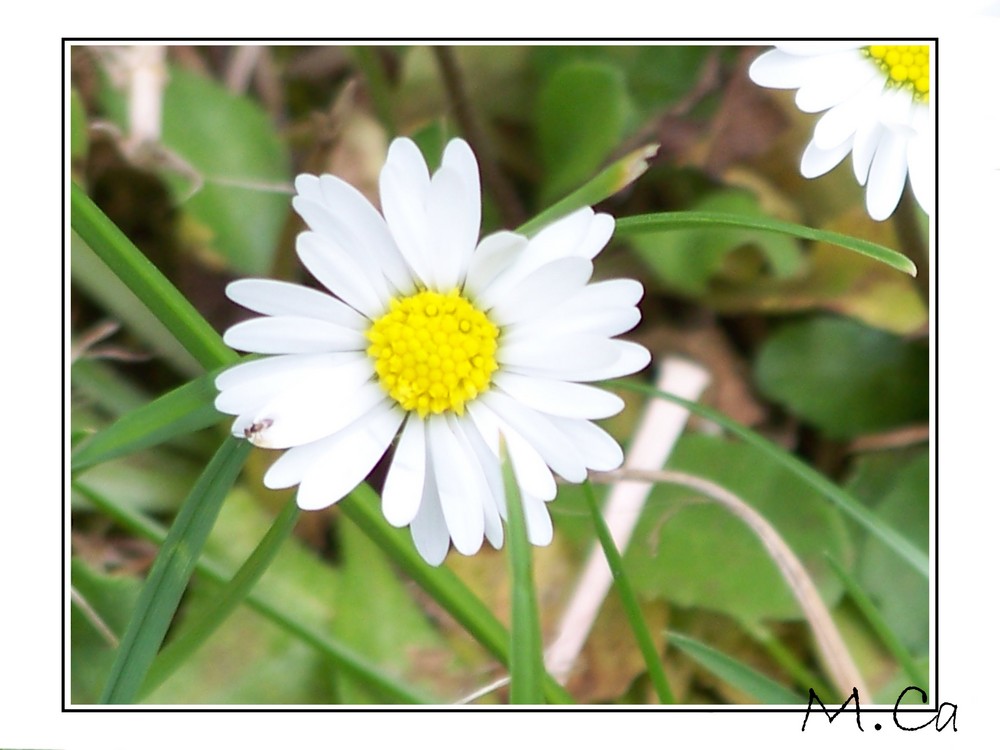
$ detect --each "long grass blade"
[75,482,431,704]
[71,370,225,473]
[669,631,804,705]
[140,498,300,696]
[581,480,674,703]
[503,458,545,704]
[97,437,250,704]
[612,379,928,578]
[824,553,927,689]
[70,182,237,370]
[615,211,916,276]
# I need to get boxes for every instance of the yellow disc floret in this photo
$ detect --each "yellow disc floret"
[863,45,930,102]
[366,288,499,418]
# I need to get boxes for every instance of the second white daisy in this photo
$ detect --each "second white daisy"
[216,137,650,565]
[749,43,932,221]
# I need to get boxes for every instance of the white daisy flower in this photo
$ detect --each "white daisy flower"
[748,43,932,221]
[215,137,650,565]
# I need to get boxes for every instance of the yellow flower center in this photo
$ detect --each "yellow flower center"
[366,289,499,418]
[863,45,930,102]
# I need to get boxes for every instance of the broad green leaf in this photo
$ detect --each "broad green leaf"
[628,189,803,295]
[854,452,930,654]
[505,458,545,704]
[98,437,250,704]
[669,631,804,704]
[612,378,928,578]
[70,184,236,371]
[753,316,929,438]
[100,65,291,275]
[537,61,633,203]
[72,370,224,472]
[621,434,852,623]
[616,211,916,276]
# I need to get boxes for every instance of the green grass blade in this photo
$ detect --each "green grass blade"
[337,484,574,705]
[75,482,432,704]
[97,437,250,704]
[70,182,237,370]
[71,370,225,473]
[582,480,674,704]
[613,379,929,578]
[516,144,659,236]
[503,459,545,704]
[824,554,927,688]
[669,631,804,704]
[140,498,300,696]
[615,211,917,276]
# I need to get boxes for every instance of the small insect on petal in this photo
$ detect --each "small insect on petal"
[244,418,274,445]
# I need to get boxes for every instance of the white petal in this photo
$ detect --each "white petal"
[295,402,404,510]
[748,48,820,88]
[547,415,624,472]
[800,137,852,179]
[463,230,529,300]
[503,305,641,342]
[426,162,477,290]
[451,414,505,549]
[225,279,369,330]
[223,316,367,354]
[467,400,556,500]
[379,139,434,288]
[486,256,593,326]
[794,54,878,113]
[264,401,403,494]
[906,111,933,214]
[498,333,619,375]
[244,379,388,450]
[492,371,624,419]
[851,117,882,185]
[572,339,652,381]
[865,130,909,221]
[381,415,426,527]
[577,213,616,260]
[440,138,482,278]
[811,76,883,150]
[215,352,360,394]
[296,231,388,319]
[427,416,485,556]
[521,491,553,546]
[410,465,450,566]
[481,390,587,483]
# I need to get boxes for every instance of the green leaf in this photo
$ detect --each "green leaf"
[504,457,545,704]
[611,379,929,578]
[537,61,632,203]
[516,143,659,237]
[71,183,237,371]
[628,190,803,295]
[616,211,917,276]
[72,370,225,472]
[98,437,250,704]
[100,66,291,275]
[669,631,804,704]
[753,316,928,438]
[622,434,852,622]
[853,452,930,654]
